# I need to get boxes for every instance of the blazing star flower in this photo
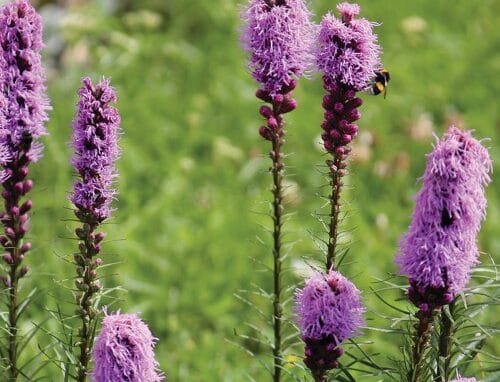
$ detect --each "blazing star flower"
[241,0,314,97]
[316,2,381,92]
[0,0,49,167]
[295,270,365,376]
[71,77,121,222]
[397,126,492,311]
[316,2,381,155]
[92,312,164,382]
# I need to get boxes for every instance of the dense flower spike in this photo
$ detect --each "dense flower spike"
[71,77,121,222]
[71,77,121,382]
[0,0,49,165]
[241,0,314,97]
[397,126,492,311]
[316,3,382,271]
[0,1,49,378]
[295,271,365,379]
[316,2,381,92]
[92,312,163,382]
[317,2,381,155]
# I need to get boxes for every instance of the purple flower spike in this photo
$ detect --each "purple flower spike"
[71,77,121,222]
[0,0,50,167]
[397,126,492,310]
[316,2,381,92]
[92,312,164,382]
[241,0,314,97]
[295,270,365,378]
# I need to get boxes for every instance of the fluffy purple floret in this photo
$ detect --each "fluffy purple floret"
[316,2,381,91]
[295,270,365,344]
[0,0,49,164]
[92,312,164,382]
[450,377,477,382]
[397,126,492,302]
[71,77,121,221]
[241,0,314,96]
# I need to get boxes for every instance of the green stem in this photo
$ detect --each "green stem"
[436,301,455,382]
[409,309,435,382]
[326,155,344,271]
[270,115,284,382]
[8,264,18,381]
[74,217,102,382]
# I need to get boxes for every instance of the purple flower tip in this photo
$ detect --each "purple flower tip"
[336,2,360,23]
[71,77,121,222]
[397,126,492,308]
[316,3,381,91]
[92,312,164,382]
[295,270,365,344]
[241,0,314,96]
[0,0,50,167]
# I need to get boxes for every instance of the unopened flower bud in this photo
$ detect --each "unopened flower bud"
[23,179,33,194]
[20,242,31,254]
[259,126,272,141]
[3,253,13,264]
[267,117,278,130]
[94,232,106,244]
[259,105,273,119]
[20,266,29,277]
[14,182,24,194]
[20,200,33,214]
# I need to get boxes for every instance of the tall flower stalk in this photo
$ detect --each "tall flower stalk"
[0,1,49,379]
[240,1,313,380]
[70,77,121,381]
[316,2,381,270]
[396,126,492,382]
[295,3,381,380]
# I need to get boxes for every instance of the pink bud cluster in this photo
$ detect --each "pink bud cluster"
[256,80,298,141]
[320,78,362,155]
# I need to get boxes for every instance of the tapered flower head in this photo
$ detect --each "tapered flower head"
[0,0,49,164]
[241,0,314,96]
[397,126,492,310]
[316,2,381,91]
[295,270,365,375]
[71,77,121,222]
[92,312,164,382]
[296,270,365,343]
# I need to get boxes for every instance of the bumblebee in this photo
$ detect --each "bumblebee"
[366,69,390,98]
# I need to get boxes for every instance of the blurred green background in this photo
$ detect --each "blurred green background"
[4,0,499,380]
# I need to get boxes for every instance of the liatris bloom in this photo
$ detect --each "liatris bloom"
[71,77,121,382]
[72,77,120,222]
[241,0,314,141]
[396,126,492,312]
[241,0,314,97]
[317,2,381,154]
[240,2,313,381]
[315,3,382,271]
[295,271,365,380]
[92,312,163,382]
[0,0,49,377]
[0,0,49,164]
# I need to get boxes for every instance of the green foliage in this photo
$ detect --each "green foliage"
[0,0,497,380]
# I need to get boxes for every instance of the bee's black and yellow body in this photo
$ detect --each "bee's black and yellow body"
[366,69,390,98]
